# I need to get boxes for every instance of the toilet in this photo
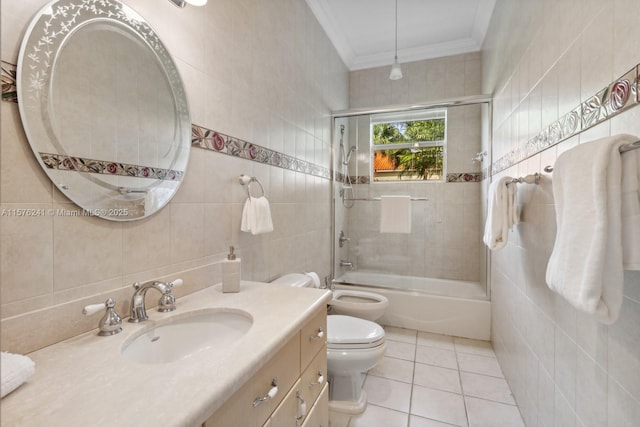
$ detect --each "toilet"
[270,273,387,427]
[329,289,389,321]
[326,315,386,427]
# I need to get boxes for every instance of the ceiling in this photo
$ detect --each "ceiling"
[306,0,496,71]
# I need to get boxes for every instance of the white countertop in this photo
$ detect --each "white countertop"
[0,281,332,426]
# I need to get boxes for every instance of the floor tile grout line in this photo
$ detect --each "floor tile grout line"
[406,329,418,427]
[454,342,472,427]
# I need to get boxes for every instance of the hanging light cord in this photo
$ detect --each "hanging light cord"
[394,0,398,62]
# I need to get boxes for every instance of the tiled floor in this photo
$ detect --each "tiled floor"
[348,326,525,427]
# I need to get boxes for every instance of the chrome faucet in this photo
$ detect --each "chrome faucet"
[339,260,354,270]
[128,278,183,323]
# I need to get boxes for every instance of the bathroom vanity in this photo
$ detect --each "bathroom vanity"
[0,282,332,426]
[205,307,328,427]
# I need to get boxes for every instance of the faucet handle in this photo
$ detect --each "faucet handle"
[83,298,122,336]
[157,278,183,313]
[83,302,108,316]
[170,278,183,288]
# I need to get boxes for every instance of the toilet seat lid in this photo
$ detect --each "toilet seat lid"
[327,315,385,347]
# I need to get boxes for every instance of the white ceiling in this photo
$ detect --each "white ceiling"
[306,0,496,71]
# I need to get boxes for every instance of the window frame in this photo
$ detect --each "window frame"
[370,109,448,182]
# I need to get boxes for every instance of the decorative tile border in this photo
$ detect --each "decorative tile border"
[446,172,482,183]
[491,64,640,175]
[2,62,330,182]
[334,172,482,184]
[335,172,370,184]
[39,152,184,180]
[1,61,17,103]
[191,124,331,179]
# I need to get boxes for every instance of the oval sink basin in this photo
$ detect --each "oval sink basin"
[121,309,253,364]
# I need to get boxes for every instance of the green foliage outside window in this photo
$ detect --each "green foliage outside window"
[372,118,445,181]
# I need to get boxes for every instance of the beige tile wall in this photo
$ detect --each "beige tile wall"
[0,0,348,354]
[349,52,483,109]
[482,0,640,426]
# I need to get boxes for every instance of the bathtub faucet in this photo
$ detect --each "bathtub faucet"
[339,260,354,270]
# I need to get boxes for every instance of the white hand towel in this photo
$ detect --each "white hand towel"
[545,134,637,324]
[1,352,35,398]
[241,196,274,235]
[621,146,640,270]
[380,195,411,233]
[304,272,321,288]
[483,176,518,250]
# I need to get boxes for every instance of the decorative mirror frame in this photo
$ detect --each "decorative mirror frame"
[17,0,191,221]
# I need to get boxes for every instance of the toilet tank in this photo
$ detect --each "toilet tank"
[270,273,316,288]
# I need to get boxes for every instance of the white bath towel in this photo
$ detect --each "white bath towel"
[1,352,35,398]
[545,134,638,324]
[483,176,519,250]
[380,195,411,233]
[621,145,640,270]
[241,196,274,235]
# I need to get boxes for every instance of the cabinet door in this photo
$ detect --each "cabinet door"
[301,383,329,427]
[300,308,327,371]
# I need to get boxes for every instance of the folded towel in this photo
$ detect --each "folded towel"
[380,195,411,233]
[621,146,640,270]
[545,134,638,324]
[483,176,519,250]
[1,352,35,398]
[241,196,273,235]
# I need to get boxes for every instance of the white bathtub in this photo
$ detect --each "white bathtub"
[333,272,491,340]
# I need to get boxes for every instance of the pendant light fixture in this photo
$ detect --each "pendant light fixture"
[389,0,403,80]
[169,0,207,8]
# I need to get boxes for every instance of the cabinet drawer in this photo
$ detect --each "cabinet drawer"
[266,379,301,427]
[300,308,327,370]
[205,335,301,427]
[301,383,329,427]
[299,345,327,410]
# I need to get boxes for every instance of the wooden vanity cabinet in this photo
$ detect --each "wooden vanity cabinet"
[204,307,328,427]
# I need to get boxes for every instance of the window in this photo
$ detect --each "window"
[371,110,446,182]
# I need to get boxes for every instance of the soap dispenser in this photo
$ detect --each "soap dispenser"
[222,246,241,293]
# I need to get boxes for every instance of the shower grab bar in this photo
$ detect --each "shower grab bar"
[542,140,640,173]
[343,197,429,201]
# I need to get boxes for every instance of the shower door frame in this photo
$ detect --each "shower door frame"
[330,94,494,299]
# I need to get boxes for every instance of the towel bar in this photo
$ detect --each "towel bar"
[238,174,265,198]
[508,173,540,185]
[343,197,429,202]
[618,140,640,153]
[544,140,640,173]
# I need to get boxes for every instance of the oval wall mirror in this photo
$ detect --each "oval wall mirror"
[17,0,191,221]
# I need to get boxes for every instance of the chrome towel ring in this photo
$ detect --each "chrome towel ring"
[238,174,266,198]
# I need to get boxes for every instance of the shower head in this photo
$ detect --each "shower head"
[342,145,357,165]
